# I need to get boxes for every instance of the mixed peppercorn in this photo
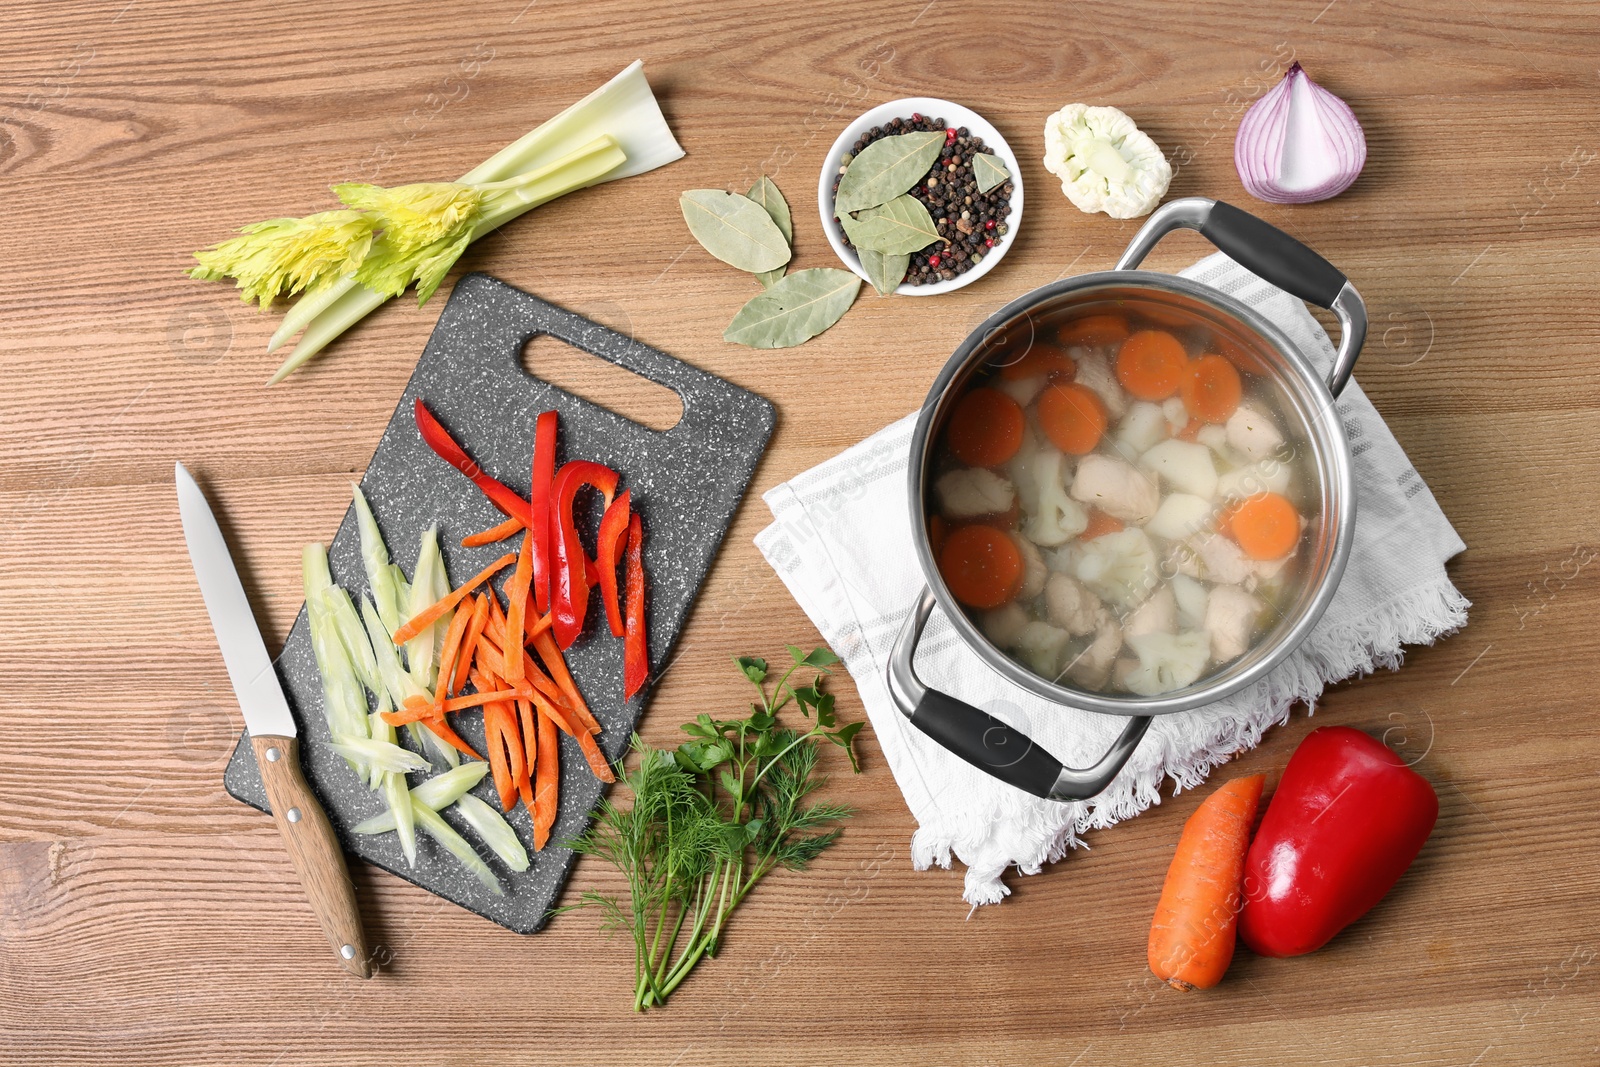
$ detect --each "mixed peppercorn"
[833,113,1014,287]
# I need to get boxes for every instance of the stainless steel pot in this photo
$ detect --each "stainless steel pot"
[887,198,1368,801]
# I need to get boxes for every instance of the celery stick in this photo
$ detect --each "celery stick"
[351,484,406,633]
[359,596,428,708]
[323,584,379,695]
[383,770,418,867]
[455,793,530,872]
[414,805,502,895]
[303,544,369,746]
[352,762,489,833]
[404,528,444,692]
[328,738,430,774]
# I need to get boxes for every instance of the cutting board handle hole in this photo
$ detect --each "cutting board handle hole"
[520,332,683,433]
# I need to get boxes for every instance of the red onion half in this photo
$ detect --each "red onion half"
[1234,63,1366,204]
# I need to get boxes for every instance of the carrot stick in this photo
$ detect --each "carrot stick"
[936,524,1023,609]
[432,600,475,707]
[391,553,515,645]
[1148,774,1265,991]
[451,594,492,696]
[461,515,526,548]
[532,629,601,735]
[516,698,538,786]
[482,704,517,813]
[503,530,534,682]
[419,716,483,762]
[474,626,567,714]
[532,709,559,850]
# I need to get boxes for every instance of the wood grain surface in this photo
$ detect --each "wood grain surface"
[3,0,1598,1063]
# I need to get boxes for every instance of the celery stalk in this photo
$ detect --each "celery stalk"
[265,61,681,357]
[328,737,431,774]
[414,805,502,895]
[352,762,490,833]
[404,528,445,692]
[351,484,407,633]
[455,793,530,872]
[266,137,627,384]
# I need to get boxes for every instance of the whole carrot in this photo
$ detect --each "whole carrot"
[1147,773,1265,991]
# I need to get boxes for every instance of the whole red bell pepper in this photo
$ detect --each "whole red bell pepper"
[1238,726,1438,958]
[549,460,618,648]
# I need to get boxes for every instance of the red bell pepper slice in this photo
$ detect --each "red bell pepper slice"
[595,490,632,637]
[528,410,558,615]
[623,512,648,700]
[1238,726,1438,958]
[413,399,532,525]
[549,459,618,648]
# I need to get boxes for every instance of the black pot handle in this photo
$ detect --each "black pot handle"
[1115,197,1367,398]
[886,588,1152,801]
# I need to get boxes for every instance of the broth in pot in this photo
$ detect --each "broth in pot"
[927,297,1317,697]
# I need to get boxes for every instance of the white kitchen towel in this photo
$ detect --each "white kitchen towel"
[755,252,1469,906]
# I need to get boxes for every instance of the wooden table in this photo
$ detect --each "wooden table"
[4,1,1597,1062]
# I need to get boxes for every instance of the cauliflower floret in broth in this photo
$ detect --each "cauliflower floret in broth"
[935,468,1015,519]
[1021,450,1089,546]
[1171,573,1210,630]
[1016,620,1073,678]
[1122,631,1212,696]
[1073,528,1158,609]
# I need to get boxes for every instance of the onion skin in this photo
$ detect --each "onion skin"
[1234,62,1367,204]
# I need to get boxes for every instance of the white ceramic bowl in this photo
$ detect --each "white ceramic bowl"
[817,97,1024,297]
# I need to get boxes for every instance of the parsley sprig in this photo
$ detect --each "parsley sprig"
[564,645,863,1010]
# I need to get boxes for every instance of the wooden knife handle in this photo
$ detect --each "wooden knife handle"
[251,735,372,978]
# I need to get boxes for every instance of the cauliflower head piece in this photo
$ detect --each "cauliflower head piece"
[1042,104,1172,219]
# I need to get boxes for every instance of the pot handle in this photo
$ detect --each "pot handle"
[886,588,1152,801]
[1116,197,1367,398]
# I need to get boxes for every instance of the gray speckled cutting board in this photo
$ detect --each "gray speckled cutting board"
[223,273,775,933]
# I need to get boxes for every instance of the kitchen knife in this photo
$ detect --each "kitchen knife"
[175,462,371,978]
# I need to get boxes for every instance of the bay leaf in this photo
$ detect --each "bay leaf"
[857,247,908,296]
[747,176,792,288]
[973,152,1010,194]
[839,194,941,255]
[834,131,944,214]
[680,189,790,273]
[723,268,861,349]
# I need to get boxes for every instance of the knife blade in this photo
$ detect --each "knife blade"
[176,462,372,978]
